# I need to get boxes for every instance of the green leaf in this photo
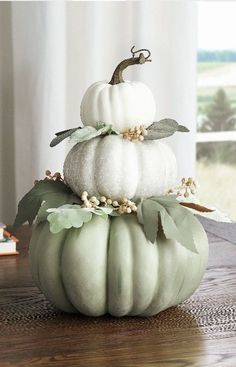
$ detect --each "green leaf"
[47,205,93,233]
[145,119,189,140]
[141,199,161,243]
[70,126,103,143]
[50,124,119,148]
[46,204,114,233]
[96,123,119,135]
[13,180,74,230]
[89,206,114,220]
[70,125,118,144]
[137,196,198,253]
[37,192,79,223]
[50,128,79,147]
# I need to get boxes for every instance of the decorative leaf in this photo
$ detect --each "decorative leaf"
[137,196,198,253]
[70,124,118,144]
[156,197,197,253]
[13,180,74,230]
[89,206,114,220]
[145,119,189,140]
[140,199,162,243]
[50,124,118,147]
[46,204,114,233]
[179,202,232,223]
[50,128,79,147]
[37,192,80,223]
[47,205,93,233]
[70,126,103,143]
[180,202,214,212]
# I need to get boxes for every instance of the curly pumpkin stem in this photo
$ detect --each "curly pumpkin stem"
[109,46,152,85]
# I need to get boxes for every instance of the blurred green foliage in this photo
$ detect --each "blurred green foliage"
[197,88,236,164]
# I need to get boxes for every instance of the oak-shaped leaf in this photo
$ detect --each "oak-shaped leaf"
[47,205,93,233]
[46,204,114,233]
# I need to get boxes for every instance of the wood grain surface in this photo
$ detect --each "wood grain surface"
[0,223,235,367]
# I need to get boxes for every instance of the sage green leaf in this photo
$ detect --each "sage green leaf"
[46,204,114,233]
[151,196,197,253]
[90,206,113,220]
[137,199,144,224]
[139,199,163,243]
[159,205,197,253]
[50,128,79,147]
[47,205,93,233]
[145,119,189,140]
[70,126,100,143]
[137,196,198,253]
[50,124,118,147]
[70,124,118,144]
[108,210,121,217]
[37,192,79,223]
[96,206,114,215]
[96,123,119,135]
[13,180,74,230]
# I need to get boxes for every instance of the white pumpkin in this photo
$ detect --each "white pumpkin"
[80,48,156,132]
[63,135,177,200]
[80,81,156,132]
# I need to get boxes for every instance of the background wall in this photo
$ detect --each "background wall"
[0,1,197,224]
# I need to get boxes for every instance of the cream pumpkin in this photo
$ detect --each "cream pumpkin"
[29,214,208,317]
[80,81,156,132]
[80,48,155,132]
[63,135,177,200]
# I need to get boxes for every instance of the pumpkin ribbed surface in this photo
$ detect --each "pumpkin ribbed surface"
[80,81,156,131]
[63,135,177,200]
[29,214,208,317]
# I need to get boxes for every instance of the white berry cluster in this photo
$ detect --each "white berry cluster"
[121,125,147,142]
[168,177,197,198]
[35,170,63,185]
[81,191,137,214]
[113,198,137,214]
[81,191,100,208]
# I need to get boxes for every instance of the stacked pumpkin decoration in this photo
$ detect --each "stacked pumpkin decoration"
[14,47,210,317]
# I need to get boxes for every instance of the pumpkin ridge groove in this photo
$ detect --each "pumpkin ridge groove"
[106,215,113,314]
[129,217,135,316]
[35,223,48,291]
[58,229,77,312]
[93,83,105,123]
[29,222,44,290]
[141,234,161,316]
[134,140,142,199]
[94,137,103,197]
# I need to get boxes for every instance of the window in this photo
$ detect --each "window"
[197,1,236,220]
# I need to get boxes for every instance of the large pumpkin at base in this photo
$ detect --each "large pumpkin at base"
[63,135,177,200]
[29,214,208,317]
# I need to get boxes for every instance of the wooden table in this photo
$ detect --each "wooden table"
[0,221,236,367]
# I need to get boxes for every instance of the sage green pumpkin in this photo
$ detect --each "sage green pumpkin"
[29,214,208,317]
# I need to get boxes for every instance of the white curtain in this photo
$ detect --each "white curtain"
[0,1,197,224]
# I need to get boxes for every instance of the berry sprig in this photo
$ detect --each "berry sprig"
[80,191,137,214]
[34,170,64,185]
[81,191,100,208]
[121,125,147,142]
[168,177,197,198]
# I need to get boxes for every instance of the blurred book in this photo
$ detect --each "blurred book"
[0,223,6,241]
[0,225,19,256]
